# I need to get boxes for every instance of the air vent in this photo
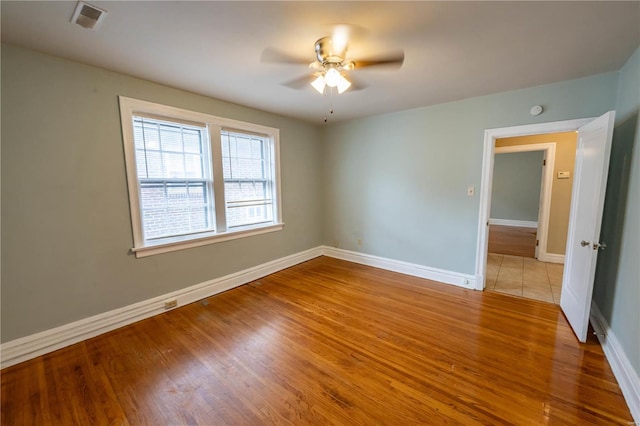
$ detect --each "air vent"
[71,1,107,30]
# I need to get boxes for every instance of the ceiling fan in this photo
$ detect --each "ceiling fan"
[261,27,404,95]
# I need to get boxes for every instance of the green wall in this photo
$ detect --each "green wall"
[491,151,544,222]
[593,46,640,373]
[322,73,618,274]
[1,44,324,342]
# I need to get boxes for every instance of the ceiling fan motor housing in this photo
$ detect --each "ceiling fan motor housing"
[315,37,347,65]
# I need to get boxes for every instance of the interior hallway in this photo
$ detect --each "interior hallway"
[487,225,537,258]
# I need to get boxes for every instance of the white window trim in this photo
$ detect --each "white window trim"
[119,96,283,258]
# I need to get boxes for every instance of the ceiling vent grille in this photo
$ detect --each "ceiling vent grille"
[71,1,107,30]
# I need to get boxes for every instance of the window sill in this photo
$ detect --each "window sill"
[131,223,284,258]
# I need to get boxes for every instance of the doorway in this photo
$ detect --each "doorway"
[474,118,591,298]
[476,113,616,342]
[485,142,567,303]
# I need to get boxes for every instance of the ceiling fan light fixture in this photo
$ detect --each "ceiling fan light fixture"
[337,75,351,94]
[311,75,326,94]
[324,68,341,87]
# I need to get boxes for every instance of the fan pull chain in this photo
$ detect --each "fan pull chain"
[323,87,335,123]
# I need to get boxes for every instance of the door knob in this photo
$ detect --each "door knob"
[580,240,590,247]
[593,242,607,250]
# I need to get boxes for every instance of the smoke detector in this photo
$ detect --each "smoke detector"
[71,1,107,30]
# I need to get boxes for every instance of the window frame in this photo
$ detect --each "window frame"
[119,96,283,258]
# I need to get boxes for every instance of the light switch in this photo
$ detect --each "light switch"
[558,171,571,179]
[467,186,475,196]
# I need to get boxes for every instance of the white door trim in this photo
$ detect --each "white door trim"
[494,143,556,261]
[475,117,593,290]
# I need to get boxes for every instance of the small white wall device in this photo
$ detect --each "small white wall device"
[530,105,543,116]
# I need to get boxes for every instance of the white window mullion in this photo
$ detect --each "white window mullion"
[209,125,227,232]
[199,128,216,233]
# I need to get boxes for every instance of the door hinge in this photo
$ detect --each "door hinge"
[536,239,539,246]
[543,159,546,166]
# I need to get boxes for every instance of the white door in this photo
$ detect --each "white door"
[560,111,615,342]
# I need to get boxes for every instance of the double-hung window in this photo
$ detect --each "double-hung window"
[221,130,274,228]
[119,97,282,257]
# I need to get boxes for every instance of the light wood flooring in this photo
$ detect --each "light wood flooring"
[1,257,631,425]
[486,253,563,304]
[488,224,537,258]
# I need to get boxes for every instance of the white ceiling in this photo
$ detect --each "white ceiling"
[2,1,639,124]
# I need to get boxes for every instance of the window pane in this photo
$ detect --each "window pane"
[185,154,204,178]
[184,130,202,154]
[159,124,183,152]
[133,123,145,150]
[163,152,185,178]
[144,150,163,179]
[251,159,264,179]
[251,138,263,159]
[140,181,213,239]
[141,122,160,150]
[236,137,251,159]
[224,182,242,202]
[226,202,273,228]
[236,159,253,179]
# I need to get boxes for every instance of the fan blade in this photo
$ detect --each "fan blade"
[354,50,405,69]
[261,48,310,65]
[347,75,369,92]
[282,75,314,90]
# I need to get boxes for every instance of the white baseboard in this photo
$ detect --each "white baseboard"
[539,253,565,264]
[0,246,323,369]
[322,246,476,290]
[590,302,640,424]
[489,218,538,228]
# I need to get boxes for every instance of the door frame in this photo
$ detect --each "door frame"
[493,143,555,261]
[474,117,593,290]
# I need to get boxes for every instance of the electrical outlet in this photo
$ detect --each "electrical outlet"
[164,300,178,310]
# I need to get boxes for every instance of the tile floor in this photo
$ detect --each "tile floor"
[486,253,564,304]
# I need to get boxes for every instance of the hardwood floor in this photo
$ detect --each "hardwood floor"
[1,257,632,425]
[488,224,537,258]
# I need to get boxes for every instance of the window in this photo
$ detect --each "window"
[119,97,282,257]
[222,130,274,228]
[134,117,214,240]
